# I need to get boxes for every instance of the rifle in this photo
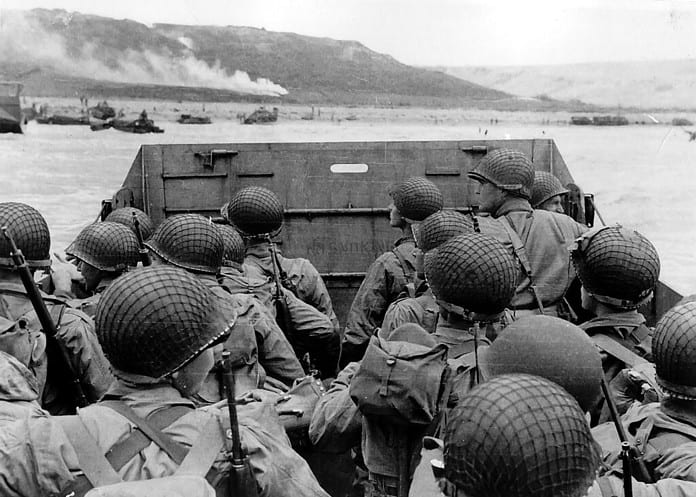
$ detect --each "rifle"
[220,350,258,497]
[600,376,653,485]
[266,237,296,342]
[132,212,151,266]
[1,226,89,410]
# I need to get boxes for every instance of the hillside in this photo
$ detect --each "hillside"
[438,60,696,110]
[0,8,553,108]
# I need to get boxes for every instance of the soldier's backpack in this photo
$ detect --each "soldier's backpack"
[54,401,228,497]
[349,334,449,426]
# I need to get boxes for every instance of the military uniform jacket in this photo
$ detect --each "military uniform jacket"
[0,279,113,415]
[490,198,587,311]
[382,288,439,336]
[72,379,331,497]
[342,237,417,364]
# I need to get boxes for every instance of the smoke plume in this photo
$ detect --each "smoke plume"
[0,10,288,96]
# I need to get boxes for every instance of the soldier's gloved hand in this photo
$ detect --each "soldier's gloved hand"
[51,253,84,297]
[612,368,659,413]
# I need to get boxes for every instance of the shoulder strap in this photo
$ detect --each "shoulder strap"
[56,415,122,488]
[392,246,415,284]
[175,415,226,477]
[498,216,533,278]
[100,400,189,466]
[592,333,648,368]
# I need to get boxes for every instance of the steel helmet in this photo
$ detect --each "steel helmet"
[417,210,474,253]
[444,374,600,497]
[571,225,660,309]
[480,315,603,412]
[217,224,245,266]
[389,177,444,222]
[105,207,155,241]
[0,202,51,269]
[226,187,284,236]
[66,222,139,272]
[145,214,224,274]
[467,149,535,199]
[652,301,696,399]
[531,171,569,208]
[95,265,232,378]
[425,233,517,316]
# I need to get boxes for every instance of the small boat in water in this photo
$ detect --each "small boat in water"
[0,82,25,134]
[36,114,90,125]
[177,114,211,124]
[90,117,164,134]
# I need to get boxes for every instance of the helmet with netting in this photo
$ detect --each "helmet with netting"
[105,207,155,241]
[0,202,51,269]
[389,177,443,221]
[571,225,660,309]
[95,265,232,378]
[66,222,140,272]
[145,214,223,274]
[226,187,283,236]
[652,301,696,399]
[481,315,602,412]
[217,224,245,266]
[444,374,600,497]
[467,149,535,199]
[425,233,517,315]
[417,210,475,252]
[531,171,569,208]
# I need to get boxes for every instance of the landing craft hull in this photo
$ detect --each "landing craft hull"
[0,82,24,134]
[107,139,682,327]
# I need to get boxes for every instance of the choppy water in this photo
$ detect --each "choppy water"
[1,118,694,295]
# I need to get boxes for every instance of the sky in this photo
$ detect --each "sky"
[0,0,695,66]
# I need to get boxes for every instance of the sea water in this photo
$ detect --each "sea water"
[0,118,694,295]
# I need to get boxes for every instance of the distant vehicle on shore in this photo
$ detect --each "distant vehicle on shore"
[243,106,279,124]
[177,114,212,124]
[88,101,116,120]
[36,114,90,125]
[570,115,629,126]
[0,82,25,134]
[90,117,164,134]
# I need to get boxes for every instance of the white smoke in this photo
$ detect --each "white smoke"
[178,36,194,50]
[0,10,288,97]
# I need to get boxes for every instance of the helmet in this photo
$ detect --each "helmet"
[0,202,51,268]
[105,207,155,240]
[531,171,569,208]
[571,225,660,309]
[467,149,535,199]
[444,374,600,497]
[652,301,696,399]
[226,187,283,236]
[389,177,443,221]
[66,222,140,272]
[425,233,517,316]
[145,214,223,274]
[217,224,245,266]
[95,265,232,378]
[417,210,474,252]
[480,315,602,412]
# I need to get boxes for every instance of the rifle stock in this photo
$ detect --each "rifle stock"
[132,212,151,266]
[221,350,259,497]
[600,376,652,484]
[1,226,89,409]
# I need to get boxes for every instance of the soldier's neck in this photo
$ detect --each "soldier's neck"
[592,301,636,318]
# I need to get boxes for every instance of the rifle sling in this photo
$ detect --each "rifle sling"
[591,334,648,369]
[100,400,191,469]
[176,415,226,477]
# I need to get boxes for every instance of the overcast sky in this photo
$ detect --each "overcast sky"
[1,0,695,66]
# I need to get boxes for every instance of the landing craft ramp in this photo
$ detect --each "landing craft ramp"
[112,139,682,326]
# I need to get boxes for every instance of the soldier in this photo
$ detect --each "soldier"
[436,374,600,497]
[144,214,304,394]
[381,210,473,335]
[217,223,340,379]
[467,148,586,317]
[104,206,155,240]
[60,265,330,497]
[342,177,443,365]
[56,221,140,317]
[425,233,517,357]
[0,202,112,414]
[570,225,660,423]
[225,186,340,334]
[531,170,569,213]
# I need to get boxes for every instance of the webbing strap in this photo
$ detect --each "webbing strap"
[591,334,648,368]
[56,415,122,488]
[100,400,189,466]
[391,246,415,285]
[176,415,226,477]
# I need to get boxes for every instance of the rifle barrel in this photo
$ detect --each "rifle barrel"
[221,351,244,464]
